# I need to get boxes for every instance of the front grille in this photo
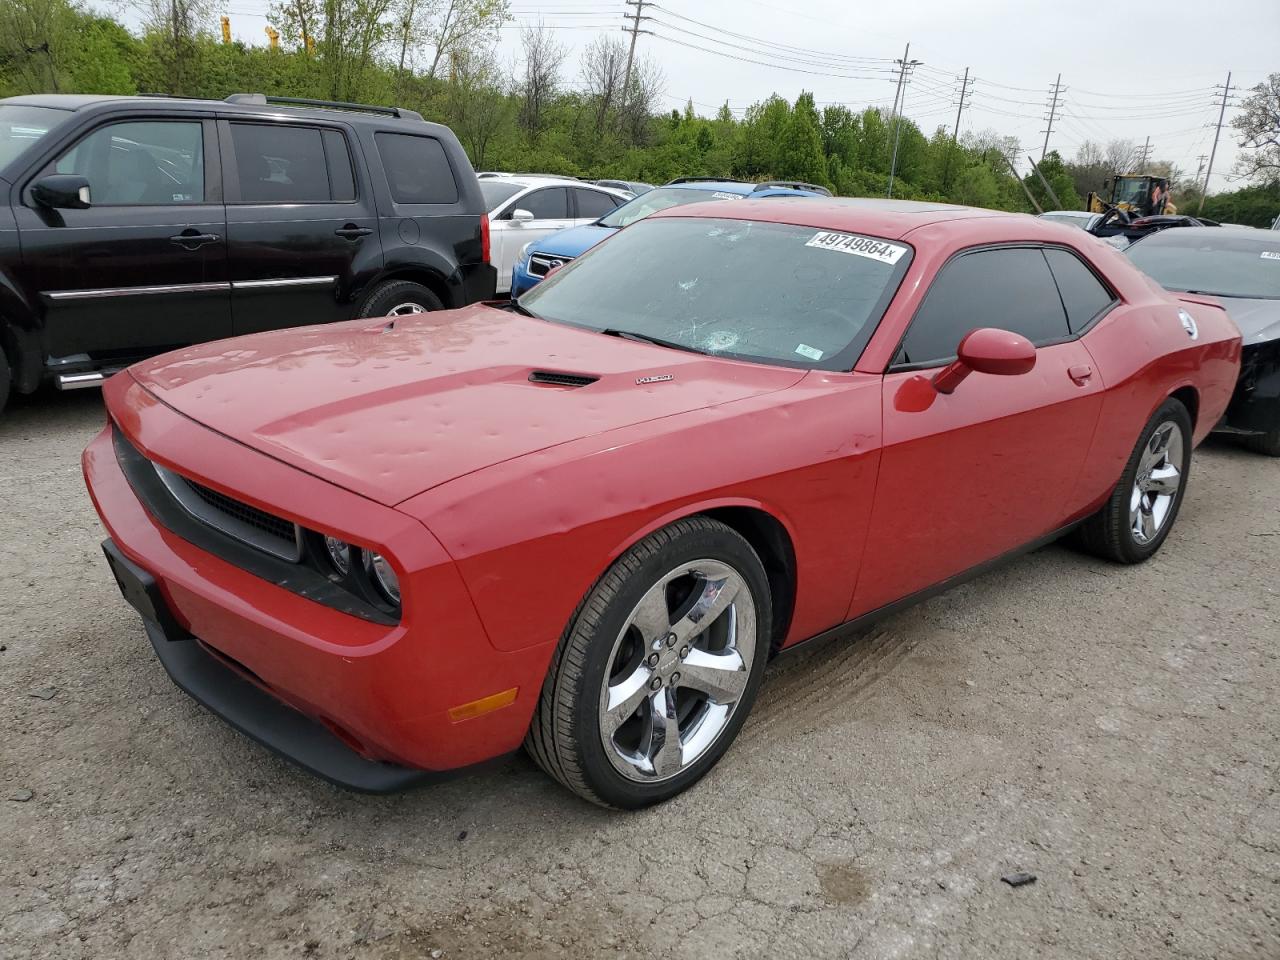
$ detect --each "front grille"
[529,252,574,278]
[153,462,302,562]
[185,478,298,545]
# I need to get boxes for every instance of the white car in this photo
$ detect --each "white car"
[480,177,630,294]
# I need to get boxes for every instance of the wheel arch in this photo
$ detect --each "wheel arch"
[1168,384,1199,431]
[604,498,799,654]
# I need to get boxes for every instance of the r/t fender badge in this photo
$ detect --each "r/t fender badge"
[636,374,674,385]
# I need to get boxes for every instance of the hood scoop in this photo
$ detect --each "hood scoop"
[528,370,599,388]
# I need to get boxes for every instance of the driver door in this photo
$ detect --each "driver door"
[850,246,1105,618]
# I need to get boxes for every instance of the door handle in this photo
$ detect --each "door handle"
[169,231,220,249]
[1068,364,1093,385]
[335,225,373,240]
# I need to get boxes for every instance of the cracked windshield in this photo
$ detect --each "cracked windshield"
[519,216,910,368]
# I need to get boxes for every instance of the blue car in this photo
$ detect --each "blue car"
[510,177,832,297]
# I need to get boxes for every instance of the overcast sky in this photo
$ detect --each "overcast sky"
[107,0,1278,190]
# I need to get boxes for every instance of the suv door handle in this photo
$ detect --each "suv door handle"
[169,231,220,249]
[335,225,373,240]
[1068,364,1094,385]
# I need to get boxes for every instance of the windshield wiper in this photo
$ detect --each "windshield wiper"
[599,328,706,355]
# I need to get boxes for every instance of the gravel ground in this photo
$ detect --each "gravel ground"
[1,387,1278,960]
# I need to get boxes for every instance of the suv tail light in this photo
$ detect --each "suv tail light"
[480,215,491,264]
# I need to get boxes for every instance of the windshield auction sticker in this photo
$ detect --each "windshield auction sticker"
[806,231,907,265]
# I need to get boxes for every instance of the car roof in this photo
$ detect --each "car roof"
[496,176,628,194]
[1135,225,1280,246]
[1,93,434,128]
[1040,210,1094,218]
[651,196,1016,240]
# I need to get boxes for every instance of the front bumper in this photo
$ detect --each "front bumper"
[83,374,557,789]
[510,258,541,299]
[102,539,440,792]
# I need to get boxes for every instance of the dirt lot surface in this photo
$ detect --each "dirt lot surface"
[2,388,1278,960]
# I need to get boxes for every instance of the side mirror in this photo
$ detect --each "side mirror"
[32,174,92,210]
[932,327,1036,395]
[511,208,534,224]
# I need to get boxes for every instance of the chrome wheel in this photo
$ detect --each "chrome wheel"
[598,559,756,783]
[1129,419,1184,544]
[386,301,427,316]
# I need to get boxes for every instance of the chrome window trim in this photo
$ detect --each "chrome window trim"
[152,463,304,562]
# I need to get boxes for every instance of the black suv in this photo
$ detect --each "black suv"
[0,93,495,411]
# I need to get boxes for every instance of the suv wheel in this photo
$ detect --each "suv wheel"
[357,280,444,319]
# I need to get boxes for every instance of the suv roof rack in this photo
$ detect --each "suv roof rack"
[665,176,752,186]
[753,180,833,197]
[224,94,424,122]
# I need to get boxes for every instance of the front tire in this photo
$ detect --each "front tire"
[1074,397,1193,563]
[526,517,772,809]
[356,279,443,319]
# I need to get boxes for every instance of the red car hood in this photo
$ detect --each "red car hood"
[129,304,804,505]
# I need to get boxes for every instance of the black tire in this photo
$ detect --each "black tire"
[1241,424,1280,457]
[356,280,443,319]
[1073,397,1193,564]
[525,516,772,809]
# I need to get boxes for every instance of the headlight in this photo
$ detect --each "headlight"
[364,551,401,604]
[519,240,535,260]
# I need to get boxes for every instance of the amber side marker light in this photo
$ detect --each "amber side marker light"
[448,687,519,723]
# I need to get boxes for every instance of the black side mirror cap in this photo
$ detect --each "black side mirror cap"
[32,175,92,210]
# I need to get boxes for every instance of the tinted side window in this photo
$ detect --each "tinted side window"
[230,123,330,202]
[55,120,204,205]
[1044,248,1114,333]
[898,248,1070,366]
[375,132,458,204]
[575,188,618,219]
[520,187,568,219]
[321,128,355,202]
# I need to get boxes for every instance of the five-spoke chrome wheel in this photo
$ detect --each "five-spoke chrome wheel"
[1129,419,1184,544]
[598,559,756,783]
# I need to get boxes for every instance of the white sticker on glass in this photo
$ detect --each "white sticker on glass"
[805,231,908,264]
[1261,251,1280,260]
[795,343,824,361]
[712,192,740,200]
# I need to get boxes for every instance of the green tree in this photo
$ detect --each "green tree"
[776,91,826,185]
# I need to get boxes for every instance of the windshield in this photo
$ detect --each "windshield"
[0,105,71,169]
[1112,177,1149,208]
[598,186,741,228]
[519,216,912,370]
[1127,232,1280,299]
[480,180,523,212]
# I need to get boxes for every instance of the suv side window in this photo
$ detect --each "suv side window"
[518,187,568,219]
[375,132,458,204]
[896,247,1071,366]
[54,120,204,205]
[321,128,356,202]
[230,123,331,203]
[574,187,618,219]
[1043,247,1115,333]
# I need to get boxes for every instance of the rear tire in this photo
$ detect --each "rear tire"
[1073,397,1193,564]
[525,517,772,809]
[1242,424,1280,457]
[356,280,443,319]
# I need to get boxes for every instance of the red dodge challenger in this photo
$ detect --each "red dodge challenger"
[84,199,1241,808]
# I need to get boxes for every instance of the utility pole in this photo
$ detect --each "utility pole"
[1193,154,1208,185]
[1136,136,1151,170]
[621,0,648,112]
[1199,71,1232,213]
[942,67,973,190]
[1027,154,1063,210]
[887,44,921,198]
[1041,73,1063,161]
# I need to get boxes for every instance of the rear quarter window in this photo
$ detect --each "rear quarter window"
[1044,248,1115,333]
[375,132,458,204]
